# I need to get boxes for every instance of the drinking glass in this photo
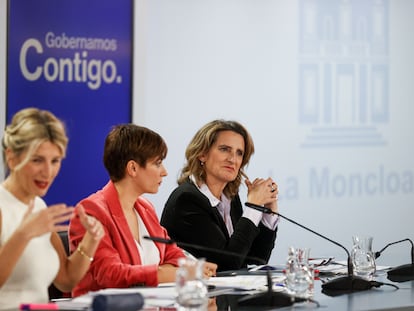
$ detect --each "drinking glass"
[285,247,313,298]
[351,236,376,280]
[175,257,208,310]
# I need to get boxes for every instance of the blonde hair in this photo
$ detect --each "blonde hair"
[2,107,68,172]
[178,120,255,198]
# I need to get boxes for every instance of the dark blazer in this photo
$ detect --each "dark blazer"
[160,179,277,271]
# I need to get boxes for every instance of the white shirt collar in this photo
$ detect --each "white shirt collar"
[189,175,232,207]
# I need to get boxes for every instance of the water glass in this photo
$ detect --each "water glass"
[285,247,314,298]
[351,236,376,280]
[175,257,208,310]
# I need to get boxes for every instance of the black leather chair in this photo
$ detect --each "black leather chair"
[48,230,71,300]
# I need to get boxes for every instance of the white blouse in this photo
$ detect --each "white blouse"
[0,185,59,309]
[134,209,160,265]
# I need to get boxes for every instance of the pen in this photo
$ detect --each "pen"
[216,271,237,277]
[20,303,59,310]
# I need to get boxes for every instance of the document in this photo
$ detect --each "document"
[55,275,290,309]
[208,274,286,291]
[316,260,390,276]
[56,286,178,309]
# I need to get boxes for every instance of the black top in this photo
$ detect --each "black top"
[160,179,277,271]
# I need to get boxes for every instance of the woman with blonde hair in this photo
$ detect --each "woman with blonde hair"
[0,108,104,309]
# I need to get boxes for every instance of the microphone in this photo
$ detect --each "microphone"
[244,202,388,296]
[375,238,414,282]
[143,236,310,308]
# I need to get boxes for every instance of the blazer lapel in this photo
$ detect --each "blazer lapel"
[187,179,230,239]
[211,204,230,239]
[230,195,243,226]
[102,182,141,264]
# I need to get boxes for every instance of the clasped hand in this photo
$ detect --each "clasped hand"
[245,177,279,213]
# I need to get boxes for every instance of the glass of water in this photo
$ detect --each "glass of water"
[285,247,313,298]
[351,236,376,280]
[175,257,208,310]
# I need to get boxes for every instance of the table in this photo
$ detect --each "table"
[213,272,414,311]
[6,272,414,311]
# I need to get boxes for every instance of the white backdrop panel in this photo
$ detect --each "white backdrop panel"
[133,0,414,266]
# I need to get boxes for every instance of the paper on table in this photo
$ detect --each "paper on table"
[309,257,335,267]
[316,260,390,275]
[56,286,178,309]
[93,286,177,298]
[316,264,348,275]
[97,287,177,307]
[208,274,285,291]
[56,276,292,309]
[333,260,390,271]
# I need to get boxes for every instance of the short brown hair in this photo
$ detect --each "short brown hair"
[103,124,167,182]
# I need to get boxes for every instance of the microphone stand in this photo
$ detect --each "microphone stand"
[244,202,385,296]
[236,268,310,308]
[375,238,414,282]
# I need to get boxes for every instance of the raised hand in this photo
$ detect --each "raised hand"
[19,200,73,239]
[77,204,104,242]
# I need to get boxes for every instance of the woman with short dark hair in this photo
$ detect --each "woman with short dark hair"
[70,124,217,297]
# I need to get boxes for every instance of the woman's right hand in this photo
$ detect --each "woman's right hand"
[157,264,178,283]
[203,261,218,278]
[19,200,74,240]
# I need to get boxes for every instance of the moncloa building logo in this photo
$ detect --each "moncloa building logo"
[298,0,389,148]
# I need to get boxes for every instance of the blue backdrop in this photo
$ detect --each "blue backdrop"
[7,0,132,205]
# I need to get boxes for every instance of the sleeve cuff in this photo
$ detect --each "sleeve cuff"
[261,213,279,230]
[242,208,262,226]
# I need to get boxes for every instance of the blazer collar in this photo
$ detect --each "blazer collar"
[101,181,142,264]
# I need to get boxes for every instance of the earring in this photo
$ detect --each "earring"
[200,161,204,166]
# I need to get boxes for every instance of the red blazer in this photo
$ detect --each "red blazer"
[69,181,184,297]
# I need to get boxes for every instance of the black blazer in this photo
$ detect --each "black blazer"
[160,179,277,271]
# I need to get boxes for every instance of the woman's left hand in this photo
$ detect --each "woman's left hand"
[265,181,279,214]
[245,177,278,207]
[77,205,104,242]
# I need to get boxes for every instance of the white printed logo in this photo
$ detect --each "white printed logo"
[19,32,123,91]
[298,0,389,147]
